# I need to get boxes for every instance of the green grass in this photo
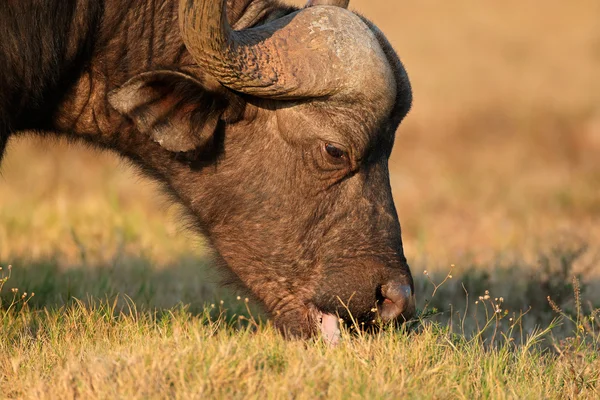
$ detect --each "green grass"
[0,266,600,399]
[1,260,599,399]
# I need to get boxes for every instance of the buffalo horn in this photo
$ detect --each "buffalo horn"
[179,0,367,99]
[306,0,349,8]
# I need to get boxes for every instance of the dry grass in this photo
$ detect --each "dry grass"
[1,0,600,398]
[1,264,599,399]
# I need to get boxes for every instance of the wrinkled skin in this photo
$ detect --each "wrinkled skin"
[0,0,415,339]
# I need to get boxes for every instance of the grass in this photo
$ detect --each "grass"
[1,263,599,399]
[1,0,600,398]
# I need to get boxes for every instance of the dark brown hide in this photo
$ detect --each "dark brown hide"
[0,0,414,339]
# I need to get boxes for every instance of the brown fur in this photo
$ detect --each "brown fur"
[0,0,413,338]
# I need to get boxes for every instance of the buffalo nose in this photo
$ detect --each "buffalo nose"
[378,282,415,321]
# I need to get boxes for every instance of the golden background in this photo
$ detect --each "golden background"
[1,0,598,308]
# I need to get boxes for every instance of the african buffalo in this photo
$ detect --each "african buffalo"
[0,0,415,341]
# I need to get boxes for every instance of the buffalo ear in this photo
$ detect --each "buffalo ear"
[108,70,227,153]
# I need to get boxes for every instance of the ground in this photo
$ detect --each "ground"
[1,0,600,398]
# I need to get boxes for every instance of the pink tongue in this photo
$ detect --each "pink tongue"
[320,314,341,346]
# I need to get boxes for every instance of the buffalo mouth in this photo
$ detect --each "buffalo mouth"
[308,304,342,345]
[309,305,384,346]
[309,293,416,346]
[310,307,342,346]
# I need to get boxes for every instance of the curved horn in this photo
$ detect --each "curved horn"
[306,0,349,8]
[179,0,382,99]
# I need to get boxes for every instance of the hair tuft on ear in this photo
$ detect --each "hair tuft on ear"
[109,70,230,153]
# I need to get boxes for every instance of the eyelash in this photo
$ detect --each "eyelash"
[324,143,347,160]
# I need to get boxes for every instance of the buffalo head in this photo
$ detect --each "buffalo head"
[108,0,414,342]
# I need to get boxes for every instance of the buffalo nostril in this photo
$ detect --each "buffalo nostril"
[378,282,415,321]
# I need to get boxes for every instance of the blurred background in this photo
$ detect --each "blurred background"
[1,0,599,325]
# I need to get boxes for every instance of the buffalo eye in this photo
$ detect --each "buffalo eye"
[324,143,347,160]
